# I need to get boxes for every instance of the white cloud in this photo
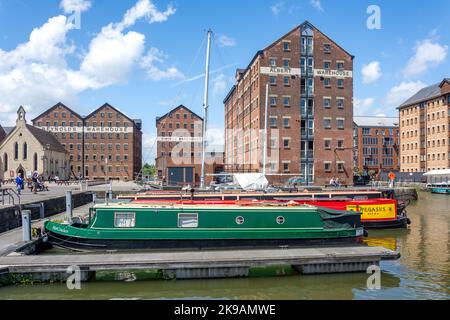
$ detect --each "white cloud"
[140,47,185,81]
[354,97,375,116]
[212,74,228,96]
[386,81,427,107]
[270,2,285,15]
[354,98,375,108]
[0,15,77,121]
[78,24,146,88]
[171,64,235,87]
[361,61,382,84]
[117,0,176,30]
[310,0,324,11]
[60,0,92,13]
[0,0,177,125]
[404,39,448,77]
[217,34,236,48]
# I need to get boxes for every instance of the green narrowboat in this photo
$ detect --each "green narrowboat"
[44,203,366,251]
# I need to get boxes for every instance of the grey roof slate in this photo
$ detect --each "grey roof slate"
[399,82,442,108]
[354,116,399,128]
[26,125,67,153]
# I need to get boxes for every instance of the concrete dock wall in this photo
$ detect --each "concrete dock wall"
[0,192,93,234]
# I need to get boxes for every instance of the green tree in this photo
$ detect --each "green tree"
[142,163,156,178]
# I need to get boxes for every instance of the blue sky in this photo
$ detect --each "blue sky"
[0,0,449,164]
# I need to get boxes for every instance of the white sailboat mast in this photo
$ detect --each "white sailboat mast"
[200,29,212,189]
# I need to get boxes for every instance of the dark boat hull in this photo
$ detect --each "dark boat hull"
[362,216,411,229]
[46,231,364,252]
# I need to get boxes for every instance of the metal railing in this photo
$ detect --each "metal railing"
[0,188,21,207]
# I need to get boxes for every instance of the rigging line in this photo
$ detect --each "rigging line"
[135,134,158,181]
[171,34,207,106]
[141,134,157,165]
[212,33,236,78]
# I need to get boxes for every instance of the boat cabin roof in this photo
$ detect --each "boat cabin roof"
[93,203,320,211]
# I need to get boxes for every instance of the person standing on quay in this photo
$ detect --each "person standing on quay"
[15,173,24,195]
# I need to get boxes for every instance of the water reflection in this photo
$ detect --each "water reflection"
[0,192,448,300]
[0,271,402,300]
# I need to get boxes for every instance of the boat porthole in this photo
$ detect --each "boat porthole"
[236,216,245,225]
[277,216,285,225]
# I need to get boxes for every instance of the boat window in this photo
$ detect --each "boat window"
[235,216,245,225]
[114,212,136,228]
[277,216,285,225]
[178,213,198,228]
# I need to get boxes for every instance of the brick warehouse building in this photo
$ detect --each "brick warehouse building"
[353,116,400,174]
[32,103,142,181]
[398,78,450,173]
[224,21,354,185]
[155,105,224,186]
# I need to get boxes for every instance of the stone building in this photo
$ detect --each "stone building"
[398,78,450,172]
[0,107,69,181]
[32,103,142,181]
[155,105,224,186]
[224,21,354,186]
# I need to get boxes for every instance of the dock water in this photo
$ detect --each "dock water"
[0,189,404,286]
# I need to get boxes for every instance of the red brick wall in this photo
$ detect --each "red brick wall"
[32,103,142,181]
[156,106,223,186]
[224,22,354,186]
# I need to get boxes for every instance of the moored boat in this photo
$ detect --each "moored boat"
[44,203,366,251]
[131,198,411,229]
[428,182,450,195]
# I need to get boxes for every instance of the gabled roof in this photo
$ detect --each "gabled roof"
[156,105,203,124]
[32,102,83,122]
[0,124,67,153]
[262,21,354,59]
[223,21,354,104]
[2,127,14,135]
[26,125,67,153]
[84,103,142,130]
[439,78,450,87]
[354,116,399,128]
[398,82,442,109]
[0,125,6,143]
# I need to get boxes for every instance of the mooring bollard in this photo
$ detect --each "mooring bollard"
[66,191,73,223]
[21,210,31,242]
[109,183,113,201]
[39,202,45,220]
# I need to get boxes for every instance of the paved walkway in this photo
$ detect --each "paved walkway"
[0,203,93,256]
[0,183,82,208]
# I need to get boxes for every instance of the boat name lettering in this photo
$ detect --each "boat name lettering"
[52,226,70,234]
[346,204,396,220]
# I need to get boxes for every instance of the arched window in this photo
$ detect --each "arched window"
[23,142,27,160]
[3,153,7,172]
[14,142,19,160]
[33,153,38,172]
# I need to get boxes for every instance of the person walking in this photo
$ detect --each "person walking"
[32,171,39,194]
[15,173,24,195]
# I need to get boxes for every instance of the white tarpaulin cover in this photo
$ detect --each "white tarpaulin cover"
[233,173,269,191]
